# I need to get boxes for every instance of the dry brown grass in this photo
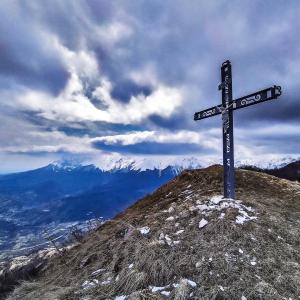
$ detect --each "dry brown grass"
[8,166,300,299]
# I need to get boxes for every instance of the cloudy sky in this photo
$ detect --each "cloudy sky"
[0,0,299,172]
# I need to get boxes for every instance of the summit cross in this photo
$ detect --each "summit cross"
[194,60,282,199]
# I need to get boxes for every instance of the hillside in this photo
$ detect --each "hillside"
[6,166,300,299]
[242,161,300,182]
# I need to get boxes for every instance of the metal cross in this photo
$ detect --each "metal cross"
[194,60,282,199]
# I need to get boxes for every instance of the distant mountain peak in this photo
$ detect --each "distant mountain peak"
[47,160,83,172]
[44,155,300,174]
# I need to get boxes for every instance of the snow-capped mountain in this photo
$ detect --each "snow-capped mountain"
[85,155,300,172]
[45,157,204,176]
[0,161,180,260]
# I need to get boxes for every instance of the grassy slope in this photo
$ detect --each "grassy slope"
[9,166,300,300]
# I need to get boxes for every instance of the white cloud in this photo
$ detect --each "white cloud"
[0,129,95,154]
[4,33,184,126]
[91,129,221,151]
[95,21,133,49]
[11,70,184,125]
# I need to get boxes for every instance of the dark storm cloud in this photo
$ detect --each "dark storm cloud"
[111,80,152,103]
[92,141,206,155]
[148,113,190,130]
[0,2,70,95]
[56,122,146,138]
[235,93,300,124]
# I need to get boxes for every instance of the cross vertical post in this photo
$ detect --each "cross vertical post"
[221,60,235,199]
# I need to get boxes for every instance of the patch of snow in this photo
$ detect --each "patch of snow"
[241,296,247,300]
[115,296,126,300]
[209,257,212,262]
[219,285,225,291]
[168,206,175,213]
[181,189,193,195]
[175,222,180,227]
[199,218,208,229]
[161,291,171,296]
[128,264,134,269]
[173,240,181,245]
[197,204,210,211]
[219,212,225,219]
[239,249,244,254]
[236,212,257,225]
[166,216,175,221]
[250,261,257,266]
[101,278,112,285]
[159,233,165,239]
[195,195,257,225]
[139,226,150,235]
[91,268,106,276]
[186,279,197,287]
[165,235,173,246]
[175,229,184,235]
[210,195,226,204]
[82,279,99,290]
[149,285,169,292]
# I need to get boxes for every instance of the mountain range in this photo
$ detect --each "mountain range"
[0,161,183,260]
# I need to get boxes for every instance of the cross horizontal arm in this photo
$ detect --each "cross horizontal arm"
[194,85,281,121]
[194,104,223,120]
[232,85,281,110]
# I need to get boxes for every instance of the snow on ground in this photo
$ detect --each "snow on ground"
[100,277,112,285]
[149,285,169,292]
[158,233,181,247]
[91,268,106,276]
[199,218,208,229]
[138,226,150,235]
[147,279,197,297]
[175,229,184,235]
[186,279,197,287]
[82,279,99,290]
[195,195,257,225]
[114,296,126,300]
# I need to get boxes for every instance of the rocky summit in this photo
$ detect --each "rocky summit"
[5,166,300,300]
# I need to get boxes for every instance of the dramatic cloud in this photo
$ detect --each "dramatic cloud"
[0,0,299,171]
[91,130,221,154]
